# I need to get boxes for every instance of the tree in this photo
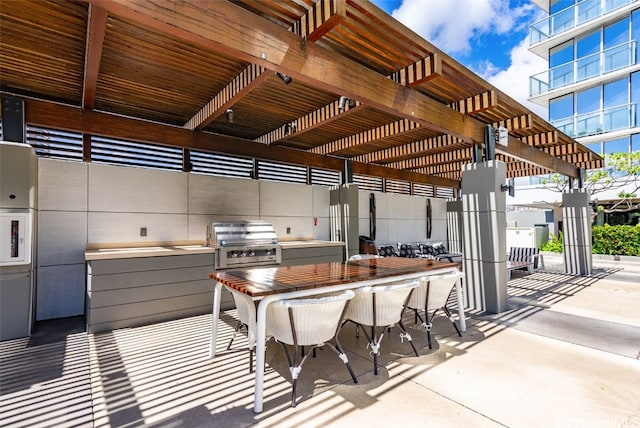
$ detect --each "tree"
[543,151,640,216]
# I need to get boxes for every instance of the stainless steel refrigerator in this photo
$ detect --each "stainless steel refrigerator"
[1,141,37,340]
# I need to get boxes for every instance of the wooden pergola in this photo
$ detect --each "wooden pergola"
[0,0,603,190]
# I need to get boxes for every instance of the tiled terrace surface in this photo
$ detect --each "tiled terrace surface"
[2,255,640,427]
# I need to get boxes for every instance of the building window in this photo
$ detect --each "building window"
[604,137,630,155]
[550,0,576,15]
[577,30,602,81]
[550,93,575,135]
[632,133,640,152]
[586,141,603,154]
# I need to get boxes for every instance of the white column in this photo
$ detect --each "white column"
[461,160,508,313]
[562,190,592,275]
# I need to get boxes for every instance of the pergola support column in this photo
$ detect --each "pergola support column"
[562,190,592,275]
[330,184,359,260]
[461,160,508,313]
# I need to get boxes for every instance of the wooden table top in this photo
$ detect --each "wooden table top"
[210,258,459,297]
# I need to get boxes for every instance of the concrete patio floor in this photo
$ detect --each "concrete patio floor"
[2,255,639,428]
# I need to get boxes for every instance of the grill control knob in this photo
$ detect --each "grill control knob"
[248,250,255,257]
[230,251,238,258]
[240,251,246,257]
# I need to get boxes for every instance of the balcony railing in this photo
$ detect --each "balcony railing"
[530,0,637,44]
[529,41,636,96]
[551,103,636,137]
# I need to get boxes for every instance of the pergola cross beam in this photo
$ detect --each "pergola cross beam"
[82,4,108,110]
[184,64,269,131]
[254,99,365,144]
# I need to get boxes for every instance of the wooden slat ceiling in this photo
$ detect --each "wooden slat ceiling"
[0,0,603,188]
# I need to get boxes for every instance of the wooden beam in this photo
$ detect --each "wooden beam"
[82,133,92,162]
[296,0,346,42]
[254,99,365,145]
[82,4,108,109]
[184,64,270,130]
[309,118,421,155]
[86,0,579,178]
[389,53,442,87]
[190,1,345,135]
[22,97,460,188]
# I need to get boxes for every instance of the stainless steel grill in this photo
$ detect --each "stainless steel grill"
[206,220,281,269]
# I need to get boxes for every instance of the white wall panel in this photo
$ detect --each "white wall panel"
[259,181,312,217]
[38,158,87,211]
[262,216,313,240]
[38,211,87,266]
[88,212,187,244]
[189,174,259,216]
[88,164,187,213]
[387,193,415,219]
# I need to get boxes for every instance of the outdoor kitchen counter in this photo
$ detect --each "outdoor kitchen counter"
[84,244,214,261]
[85,244,218,334]
[84,241,341,260]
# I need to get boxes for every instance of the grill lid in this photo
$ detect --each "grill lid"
[206,220,278,248]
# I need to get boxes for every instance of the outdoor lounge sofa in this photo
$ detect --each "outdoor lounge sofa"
[507,247,545,279]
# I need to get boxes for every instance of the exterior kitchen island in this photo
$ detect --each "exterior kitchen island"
[84,240,345,333]
[209,257,464,413]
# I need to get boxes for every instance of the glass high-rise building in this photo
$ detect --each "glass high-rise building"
[515,0,640,225]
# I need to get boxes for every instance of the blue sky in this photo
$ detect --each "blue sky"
[370,0,548,117]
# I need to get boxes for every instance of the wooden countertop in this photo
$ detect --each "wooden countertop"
[210,258,459,297]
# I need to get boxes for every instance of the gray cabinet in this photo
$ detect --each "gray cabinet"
[87,253,228,333]
[0,267,33,340]
[281,243,344,266]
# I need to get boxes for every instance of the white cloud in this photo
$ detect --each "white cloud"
[482,37,549,119]
[391,0,535,55]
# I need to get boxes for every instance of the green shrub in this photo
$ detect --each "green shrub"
[541,231,564,253]
[541,225,640,256]
[592,224,640,256]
